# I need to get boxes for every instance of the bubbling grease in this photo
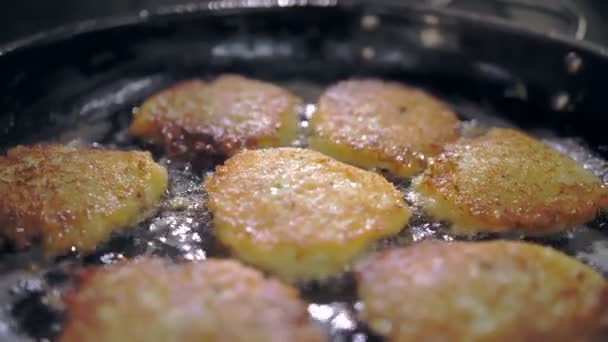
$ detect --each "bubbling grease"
[1,79,607,342]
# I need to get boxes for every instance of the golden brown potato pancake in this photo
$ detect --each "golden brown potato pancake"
[308,79,460,177]
[204,148,410,281]
[414,128,608,235]
[129,74,300,161]
[357,241,608,342]
[61,258,323,342]
[0,145,168,255]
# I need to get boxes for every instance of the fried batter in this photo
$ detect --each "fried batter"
[129,75,300,161]
[61,258,323,342]
[414,128,608,235]
[356,241,608,342]
[204,148,410,281]
[0,145,168,255]
[308,79,460,177]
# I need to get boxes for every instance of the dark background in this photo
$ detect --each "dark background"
[1,0,608,47]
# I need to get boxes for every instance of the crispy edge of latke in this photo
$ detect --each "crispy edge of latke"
[128,77,301,161]
[308,79,460,178]
[0,145,168,256]
[412,131,608,235]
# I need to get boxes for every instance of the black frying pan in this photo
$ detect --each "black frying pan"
[0,1,607,341]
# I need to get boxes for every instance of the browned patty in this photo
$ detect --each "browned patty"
[204,147,410,282]
[357,241,608,342]
[309,79,460,177]
[60,258,324,342]
[414,128,608,235]
[129,74,300,161]
[0,145,168,256]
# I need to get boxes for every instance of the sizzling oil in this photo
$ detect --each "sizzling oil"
[0,79,607,342]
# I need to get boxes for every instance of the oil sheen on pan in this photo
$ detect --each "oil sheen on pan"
[2,74,608,342]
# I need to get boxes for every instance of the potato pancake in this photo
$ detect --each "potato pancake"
[414,128,608,235]
[308,79,460,177]
[0,145,168,255]
[129,74,300,161]
[357,241,608,342]
[204,147,410,281]
[61,258,323,342]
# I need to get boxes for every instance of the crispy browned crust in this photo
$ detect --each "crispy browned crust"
[128,75,300,161]
[0,145,168,255]
[356,241,608,342]
[414,128,608,235]
[309,79,460,177]
[204,148,410,281]
[60,258,324,342]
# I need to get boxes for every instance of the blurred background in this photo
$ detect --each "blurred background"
[1,0,608,47]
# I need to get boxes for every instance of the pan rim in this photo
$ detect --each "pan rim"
[0,0,607,60]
